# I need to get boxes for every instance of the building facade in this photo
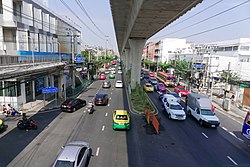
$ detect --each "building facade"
[0,0,82,110]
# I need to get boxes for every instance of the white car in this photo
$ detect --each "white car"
[161,94,177,103]
[118,70,122,74]
[115,80,123,88]
[162,100,186,120]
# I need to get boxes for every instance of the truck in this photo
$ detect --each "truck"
[186,93,220,127]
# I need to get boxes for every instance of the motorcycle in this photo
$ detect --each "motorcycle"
[0,119,8,132]
[17,119,37,130]
[87,102,95,114]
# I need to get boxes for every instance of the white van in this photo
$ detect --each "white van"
[186,93,220,127]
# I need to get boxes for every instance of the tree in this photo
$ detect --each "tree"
[218,70,241,85]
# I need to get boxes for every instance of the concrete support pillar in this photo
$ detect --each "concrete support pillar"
[129,39,146,89]
[44,76,49,87]
[21,80,26,104]
[50,75,54,87]
[32,80,35,100]
[125,49,130,72]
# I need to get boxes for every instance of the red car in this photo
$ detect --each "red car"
[149,72,154,77]
[174,85,189,97]
[99,74,106,80]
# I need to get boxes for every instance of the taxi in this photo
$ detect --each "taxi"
[113,110,130,130]
[109,74,115,79]
[143,83,154,92]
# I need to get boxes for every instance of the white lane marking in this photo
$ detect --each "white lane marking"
[227,156,238,166]
[111,92,112,94]
[105,113,108,116]
[222,127,228,131]
[96,147,100,156]
[102,125,105,131]
[84,110,86,113]
[229,132,237,138]
[202,132,208,139]
[110,97,112,100]
[108,104,110,107]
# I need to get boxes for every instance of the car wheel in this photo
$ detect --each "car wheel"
[199,120,203,126]
[72,108,76,112]
[168,113,172,120]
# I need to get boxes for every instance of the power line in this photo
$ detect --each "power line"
[182,17,250,39]
[154,0,250,40]
[75,0,107,38]
[167,0,224,29]
[60,0,105,40]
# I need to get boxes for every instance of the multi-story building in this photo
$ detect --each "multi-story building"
[0,0,82,110]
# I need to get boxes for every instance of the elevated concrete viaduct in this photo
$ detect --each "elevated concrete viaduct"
[110,0,202,89]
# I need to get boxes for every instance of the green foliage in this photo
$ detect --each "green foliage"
[218,70,241,85]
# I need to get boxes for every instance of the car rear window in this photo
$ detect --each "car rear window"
[55,160,74,167]
[96,94,105,98]
[116,115,128,120]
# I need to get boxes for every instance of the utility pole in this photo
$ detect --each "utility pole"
[88,49,91,80]
[206,53,212,96]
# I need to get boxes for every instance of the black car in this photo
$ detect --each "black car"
[95,93,109,105]
[61,98,87,112]
[102,80,111,88]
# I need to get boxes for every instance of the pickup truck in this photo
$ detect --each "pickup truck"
[186,93,220,127]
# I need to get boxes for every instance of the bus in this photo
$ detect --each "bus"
[156,71,176,87]
[242,111,250,141]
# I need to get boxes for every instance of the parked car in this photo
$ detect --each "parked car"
[99,74,106,80]
[115,80,123,88]
[162,99,186,120]
[154,83,166,92]
[61,98,86,112]
[113,110,130,130]
[149,77,158,85]
[52,141,92,167]
[102,80,111,88]
[143,83,154,92]
[174,85,189,97]
[95,93,109,105]
[168,92,181,103]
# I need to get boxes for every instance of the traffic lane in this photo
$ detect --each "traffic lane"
[144,83,248,166]
[74,77,129,167]
[0,108,62,167]
[7,107,89,167]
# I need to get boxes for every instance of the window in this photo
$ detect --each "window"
[225,47,232,51]
[0,0,2,14]
[233,46,238,51]
[240,45,250,51]
[77,147,86,166]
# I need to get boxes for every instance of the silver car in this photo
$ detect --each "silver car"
[53,141,92,167]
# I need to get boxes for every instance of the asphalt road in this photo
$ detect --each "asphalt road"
[139,78,250,167]
[1,70,250,167]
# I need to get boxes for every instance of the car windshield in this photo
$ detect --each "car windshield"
[146,84,153,87]
[201,109,215,116]
[117,81,122,83]
[179,87,185,90]
[170,104,182,110]
[150,78,157,81]
[54,160,74,167]
[170,93,179,98]
[116,115,128,120]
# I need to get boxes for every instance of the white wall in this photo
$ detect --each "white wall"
[22,1,33,26]
[39,34,46,52]
[235,62,250,81]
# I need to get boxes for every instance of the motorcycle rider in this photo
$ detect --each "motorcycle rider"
[22,113,30,128]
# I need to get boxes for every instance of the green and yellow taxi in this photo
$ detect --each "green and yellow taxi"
[113,110,130,130]
[109,74,115,79]
[143,83,154,92]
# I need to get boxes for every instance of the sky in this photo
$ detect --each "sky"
[43,0,250,54]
